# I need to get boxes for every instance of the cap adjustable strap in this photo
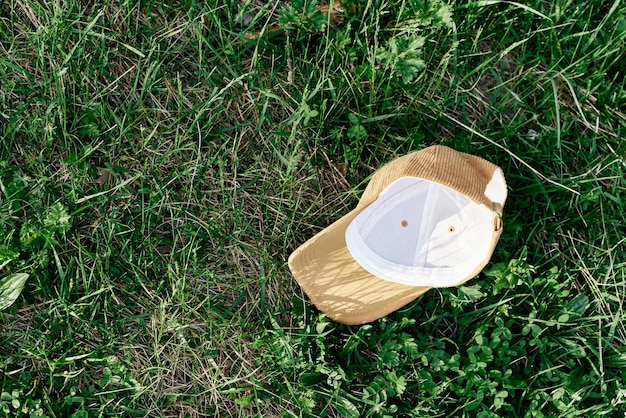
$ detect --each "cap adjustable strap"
[492,202,503,231]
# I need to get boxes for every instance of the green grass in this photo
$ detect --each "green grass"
[1,0,625,416]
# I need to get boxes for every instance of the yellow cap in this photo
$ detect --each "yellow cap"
[288,145,507,324]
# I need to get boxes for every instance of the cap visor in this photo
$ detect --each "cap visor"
[288,208,430,325]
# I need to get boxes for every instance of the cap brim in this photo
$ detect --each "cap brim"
[288,208,430,325]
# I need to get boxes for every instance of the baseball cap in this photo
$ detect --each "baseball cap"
[288,145,507,325]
